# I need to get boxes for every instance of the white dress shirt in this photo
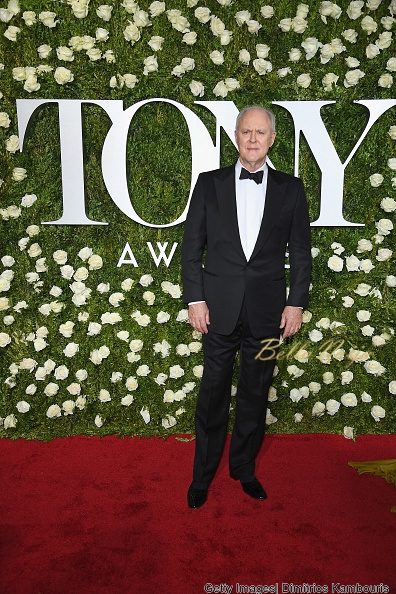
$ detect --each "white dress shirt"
[235,159,268,261]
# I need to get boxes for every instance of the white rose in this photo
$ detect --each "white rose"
[357,310,371,322]
[210,50,224,66]
[253,59,272,76]
[134,9,150,28]
[57,46,74,62]
[344,69,365,87]
[385,275,396,287]
[54,67,74,85]
[317,351,332,364]
[46,405,61,419]
[361,15,377,34]
[224,78,240,91]
[327,255,344,272]
[99,345,109,358]
[316,317,331,329]
[382,16,395,29]
[380,197,396,213]
[376,248,392,261]
[124,21,140,45]
[322,73,339,90]
[288,48,302,62]
[343,426,354,440]
[189,80,204,97]
[169,365,184,379]
[16,400,31,413]
[292,17,308,34]
[96,5,113,21]
[0,112,11,128]
[148,36,164,51]
[279,18,292,32]
[155,373,168,386]
[162,415,177,429]
[54,365,69,380]
[388,380,396,395]
[192,365,203,378]
[137,365,150,377]
[369,173,384,187]
[96,27,109,42]
[109,292,125,307]
[307,382,320,395]
[247,20,262,34]
[308,329,323,342]
[5,135,20,153]
[376,218,393,235]
[378,73,393,88]
[210,16,225,37]
[326,399,340,415]
[99,389,111,403]
[290,388,303,403]
[376,32,392,50]
[0,332,11,347]
[139,274,153,287]
[301,37,322,60]
[195,7,211,23]
[372,335,386,347]
[345,57,360,69]
[364,360,386,375]
[312,402,326,416]
[67,383,81,396]
[387,58,396,72]
[150,2,165,17]
[277,67,292,78]
[126,376,138,391]
[344,255,359,271]
[341,371,354,385]
[95,414,104,427]
[176,344,190,357]
[371,405,385,421]
[44,382,59,397]
[343,29,358,43]
[235,10,250,26]
[143,56,158,76]
[37,44,52,59]
[140,407,150,424]
[183,32,197,45]
[75,369,88,382]
[63,343,79,357]
[86,48,102,62]
[62,400,75,415]
[88,254,103,270]
[332,349,345,361]
[261,6,274,18]
[121,394,134,406]
[366,44,380,59]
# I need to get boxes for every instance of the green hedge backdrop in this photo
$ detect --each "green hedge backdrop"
[0,0,395,440]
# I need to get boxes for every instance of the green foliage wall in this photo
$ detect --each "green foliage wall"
[0,0,395,440]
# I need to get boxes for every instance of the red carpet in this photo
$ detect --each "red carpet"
[0,434,395,594]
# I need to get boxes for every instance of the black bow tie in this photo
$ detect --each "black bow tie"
[239,168,264,184]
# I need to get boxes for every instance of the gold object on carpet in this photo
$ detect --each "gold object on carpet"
[349,459,396,513]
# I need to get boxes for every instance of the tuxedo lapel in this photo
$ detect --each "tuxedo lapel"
[214,164,246,260]
[250,167,287,260]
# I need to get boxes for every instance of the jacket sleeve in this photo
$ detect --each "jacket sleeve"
[181,173,207,304]
[286,179,312,309]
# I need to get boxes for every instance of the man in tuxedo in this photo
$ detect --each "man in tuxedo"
[181,105,311,508]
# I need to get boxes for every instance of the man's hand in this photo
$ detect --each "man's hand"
[279,305,303,338]
[188,302,210,334]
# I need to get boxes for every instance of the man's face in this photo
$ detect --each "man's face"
[234,108,276,171]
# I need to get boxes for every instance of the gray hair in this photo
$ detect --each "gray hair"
[235,105,276,134]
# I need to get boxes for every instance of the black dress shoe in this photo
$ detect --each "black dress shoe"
[187,485,208,508]
[241,478,267,500]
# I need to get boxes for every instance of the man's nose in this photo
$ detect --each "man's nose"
[249,131,257,142]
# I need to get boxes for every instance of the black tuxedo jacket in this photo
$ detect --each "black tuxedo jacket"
[181,163,311,338]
